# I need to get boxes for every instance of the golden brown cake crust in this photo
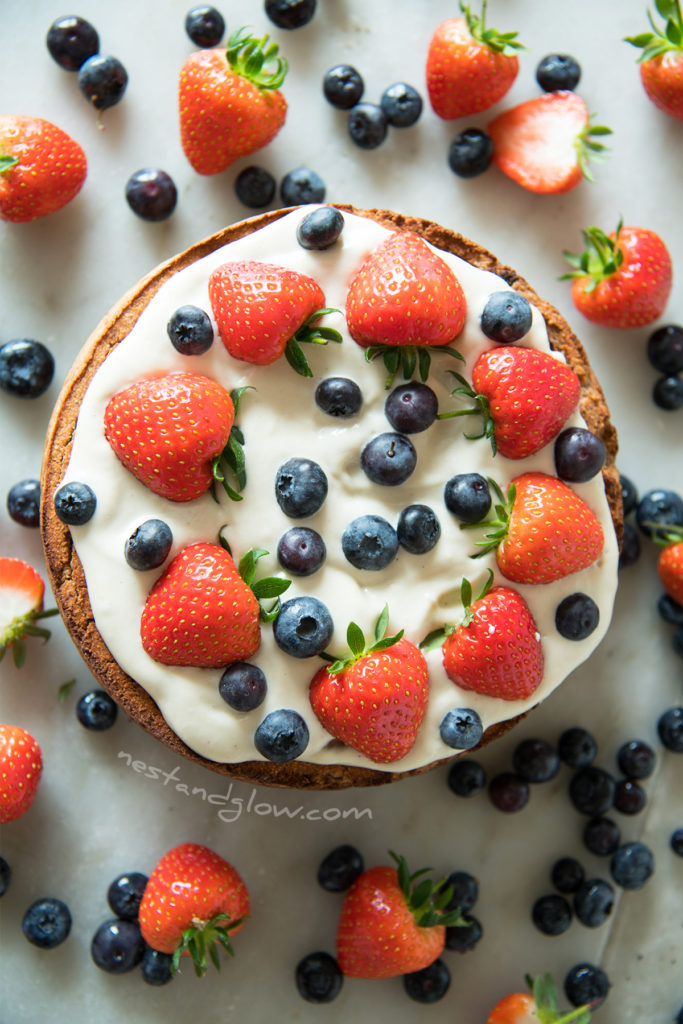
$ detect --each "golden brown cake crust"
[41,204,622,790]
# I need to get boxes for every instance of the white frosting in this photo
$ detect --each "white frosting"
[62,207,619,772]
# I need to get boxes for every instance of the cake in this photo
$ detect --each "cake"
[40,204,621,790]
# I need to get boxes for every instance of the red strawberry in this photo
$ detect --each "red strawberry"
[0,115,87,223]
[626,0,683,121]
[336,852,464,979]
[487,973,596,1023]
[0,724,43,823]
[650,525,683,604]
[140,543,289,668]
[426,2,523,120]
[309,608,428,764]
[179,28,288,175]
[138,842,249,976]
[208,260,339,376]
[562,221,673,329]
[488,92,612,194]
[422,574,543,701]
[0,558,57,668]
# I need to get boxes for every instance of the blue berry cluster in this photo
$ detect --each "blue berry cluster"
[90,870,174,985]
[323,63,423,150]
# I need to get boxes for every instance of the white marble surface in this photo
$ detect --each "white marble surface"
[1,1,682,1022]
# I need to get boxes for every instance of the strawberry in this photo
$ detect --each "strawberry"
[421,573,543,701]
[426,1,523,120]
[0,558,57,668]
[625,0,683,122]
[441,348,581,458]
[208,260,340,377]
[0,724,43,823]
[561,220,673,329]
[138,842,249,976]
[648,524,683,603]
[309,607,428,764]
[336,852,465,979]
[469,474,604,584]
[179,27,288,175]
[488,92,612,194]
[487,973,595,1023]
[140,543,289,668]
[0,115,87,223]
[346,231,467,385]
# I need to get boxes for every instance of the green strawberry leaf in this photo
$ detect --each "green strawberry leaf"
[226,27,288,90]
[322,605,403,673]
[625,0,683,57]
[0,154,19,175]
[460,0,525,54]
[58,678,77,703]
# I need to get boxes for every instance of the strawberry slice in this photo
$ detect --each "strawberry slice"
[0,724,43,823]
[0,558,57,668]
[625,0,683,122]
[488,92,611,194]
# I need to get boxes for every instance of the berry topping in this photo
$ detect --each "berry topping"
[273,595,333,657]
[295,951,343,1003]
[234,165,276,208]
[447,758,486,797]
[535,53,582,91]
[254,708,310,761]
[403,958,451,1003]
[315,376,362,417]
[6,478,41,528]
[554,426,606,482]
[573,877,614,927]
[125,168,178,221]
[275,458,328,517]
[347,102,388,149]
[610,841,654,889]
[531,894,572,936]
[361,432,417,486]
[78,54,129,111]
[341,514,399,570]
[185,5,225,47]
[280,167,326,204]
[384,382,438,433]
[397,504,441,554]
[323,64,364,109]
[91,919,146,973]
[277,527,326,576]
[443,472,491,523]
[317,845,364,892]
[297,206,345,250]
[46,15,99,70]
[647,324,683,374]
[439,707,483,750]
[53,481,97,525]
[0,339,54,398]
[265,0,316,29]
[166,304,214,356]
[107,872,149,921]
[554,592,600,640]
[481,290,533,343]
[76,689,118,731]
[219,662,268,711]
[22,898,72,949]
[380,82,423,127]
[512,738,560,782]
[569,765,616,816]
[558,726,597,767]
[448,127,495,177]
[125,519,173,571]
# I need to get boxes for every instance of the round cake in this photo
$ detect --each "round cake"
[40,204,622,790]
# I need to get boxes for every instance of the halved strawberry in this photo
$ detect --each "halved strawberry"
[625,0,683,122]
[0,724,43,823]
[487,972,596,1023]
[0,558,57,668]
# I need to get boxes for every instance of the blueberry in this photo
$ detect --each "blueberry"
[254,708,310,762]
[558,726,597,767]
[315,376,362,417]
[0,855,11,896]
[670,828,683,856]
[448,128,494,178]
[323,64,364,109]
[618,522,641,569]
[22,898,72,948]
[619,473,638,516]
[440,708,483,751]
[0,339,54,398]
[341,514,398,570]
[295,951,343,1003]
[265,0,316,29]
[658,593,683,626]
[444,914,482,952]
[125,168,177,222]
[443,472,491,523]
[512,738,560,783]
[317,845,364,892]
[653,375,683,410]
[531,894,572,936]
[583,817,621,856]
[673,625,683,659]
[185,5,225,47]
[564,963,610,1009]
[439,870,478,912]
[277,527,326,576]
[273,596,333,657]
[554,427,606,483]
[617,739,655,779]
[573,878,614,927]
[447,758,486,798]
[166,305,214,355]
[657,706,683,751]
[234,165,276,208]
[275,458,328,518]
[636,489,683,539]
[7,478,41,528]
[610,841,654,889]
[76,689,118,731]
[480,291,533,344]
[613,778,647,815]
[535,53,582,91]
[379,82,423,127]
[397,504,441,554]
[488,772,530,812]
[569,765,615,816]
[348,103,388,149]
[551,857,584,894]
[107,872,148,921]
[78,54,128,110]
[403,958,451,1003]
[647,323,683,374]
[280,167,326,205]
[554,593,600,640]
[54,481,97,525]
[125,519,173,571]
[141,946,174,985]
[297,206,344,250]
[385,382,438,434]
[46,15,99,71]
[91,918,146,973]
[361,432,417,486]
[219,662,268,711]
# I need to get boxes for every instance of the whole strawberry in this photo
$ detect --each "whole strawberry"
[626,0,683,122]
[562,220,673,328]
[426,1,523,120]
[138,842,249,976]
[0,724,43,823]
[309,607,428,764]
[0,115,87,223]
[337,852,464,979]
[0,557,57,668]
[487,973,596,1023]
[179,27,288,175]
[651,525,683,604]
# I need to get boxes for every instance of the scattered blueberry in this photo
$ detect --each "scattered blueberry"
[613,778,647,815]
[219,662,268,711]
[107,872,148,921]
[22,897,72,948]
[323,64,364,109]
[558,726,597,768]
[78,54,128,110]
[658,593,683,626]
[277,527,326,576]
[535,53,581,91]
[554,427,606,482]
[317,844,364,892]
[573,877,614,927]
[7,478,41,528]
[91,918,146,973]
[0,855,11,896]
[617,742,652,780]
[254,708,310,762]
[0,339,54,398]
[670,828,683,856]
[141,946,174,986]
[619,473,638,516]
[314,376,362,417]
[447,758,486,798]
[610,841,654,889]
[444,914,482,952]
[397,504,441,554]
[531,894,572,936]
[672,625,683,659]
[54,481,97,525]
[275,458,328,518]
[125,519,173,571]
[273,596,333,657]
[348,102,388,149]
[280,167,326,205]
[554,593,600,640]
[480,291,533,344]
[185,5,225,47]
[46,15,99,71]
[583,817,621,856]
[618,522,641,569]
[76,689,118,731]
[636,489,683,539]
[297,206,344,250]
[564,962,610,1009]
[657,706,683,752]
[385,382,438,433]
[443,472,491,523]
[569,765,615,816]
[448,128,494,178]
[440,870,478,912]
[265,0,317,29]
[551,856,584,894]
[341,514,399,571]
[488,772,530,812]
[295,951,343,1003]
[403,958,451,1003]
[441,707,484,752]
[125,168,177,221]
[380,82,423,127]
[166,305,214,355]
[647,324,683,375]
[361,433,417,486]
[234,165,276,208]
[512,738,560,783]
[653,375,683,410]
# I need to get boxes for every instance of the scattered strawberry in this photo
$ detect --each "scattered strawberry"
[208,260,340,377]
[140,543,289,668]
[138,842,250,976]
[309,607,428,764]
[487,973,594,1023]
[0,114,87,223]
[426,1,523,120]
[0,724,43,823]
[421,573,543,701]
[625,0,683,122]
[179,27,288,175]
[0,558,57,668]
[650,524,683,603]
[562,220,673,329]
[488,92,612,194]
[336,851,465,979]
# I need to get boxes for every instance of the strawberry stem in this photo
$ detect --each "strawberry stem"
[389,851,467,929]
[237,547,291,622]
[460,0,525,54]
[321,605,403,673]
[364,343,463,389]
[561,220,624,291]
[171,910,246,978]
[0,607,58,668]
[285,308,342,378]
[226,27,288,89]
[437,370,497,453]
[625,0,683,59]
[0,154,19,175]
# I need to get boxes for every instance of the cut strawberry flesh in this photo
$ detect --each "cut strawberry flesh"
[0,558,44,625]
